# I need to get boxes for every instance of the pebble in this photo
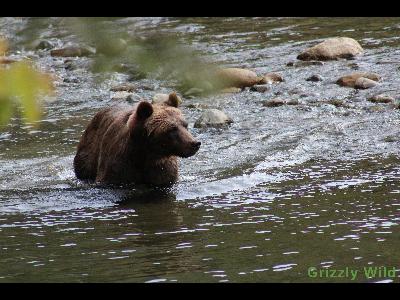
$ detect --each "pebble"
[306,74,324,82]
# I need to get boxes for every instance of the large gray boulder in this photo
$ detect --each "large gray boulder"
[297,37,363,61]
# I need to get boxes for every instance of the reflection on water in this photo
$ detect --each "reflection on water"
[1,17,400,282]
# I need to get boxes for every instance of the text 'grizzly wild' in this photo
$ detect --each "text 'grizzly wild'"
[73,93,201,186]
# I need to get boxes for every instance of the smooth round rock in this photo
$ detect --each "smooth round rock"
[215,68,262,88]
[336,72,381,87]
[368,94,394,103]
[297,37,363,61]
[286,99,299,106]
[354,77,378,89]
[194,109,233,128]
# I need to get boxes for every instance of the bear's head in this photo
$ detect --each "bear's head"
[128,92,201,158]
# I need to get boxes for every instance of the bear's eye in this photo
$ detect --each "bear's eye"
[182,122,188,129]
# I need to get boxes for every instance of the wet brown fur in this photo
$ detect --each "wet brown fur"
[73,93,200,186]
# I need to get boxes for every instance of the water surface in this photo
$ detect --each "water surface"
[1,17,400,282]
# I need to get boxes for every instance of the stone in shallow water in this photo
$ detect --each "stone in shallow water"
[286,99,299,106]
[262,98,286,107]
[152,93,183,105]
[111,91,140,102]
[390,100,400,109]
[336,72,381,88]
[354,77,378,89]
[51,46,95,57]
[33,40,54,50]
[184,103,210,109]
[110,83,137,92]
[250,85,270,93]
[368,94,394,103]
[326,99,345,107]
[286,60,324,67]
[297,37,363,61]
[215,68,262,88]
[194,109,233,128]
[258,73,284,84]
[306,74,324,82]
[384,135,400,143]
[347,62,359,70]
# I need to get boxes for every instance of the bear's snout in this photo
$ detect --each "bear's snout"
[192,141,201,150]
[188,140,201,155]
[179,140,201,158]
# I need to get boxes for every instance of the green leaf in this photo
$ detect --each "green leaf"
[6,61,53,124]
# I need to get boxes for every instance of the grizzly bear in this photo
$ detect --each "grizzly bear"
[73,92,201,186]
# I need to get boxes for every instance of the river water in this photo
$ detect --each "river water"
[1,17,400,282]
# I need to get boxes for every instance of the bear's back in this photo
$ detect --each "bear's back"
[73,104,133,181]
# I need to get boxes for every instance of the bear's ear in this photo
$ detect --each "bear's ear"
[136,101,153,120]
[164,92,180,108]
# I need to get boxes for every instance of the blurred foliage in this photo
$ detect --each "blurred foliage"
[0,38,8,56]
[0,37,54,127]
[0,17,225,129]
[65,17,223,94]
